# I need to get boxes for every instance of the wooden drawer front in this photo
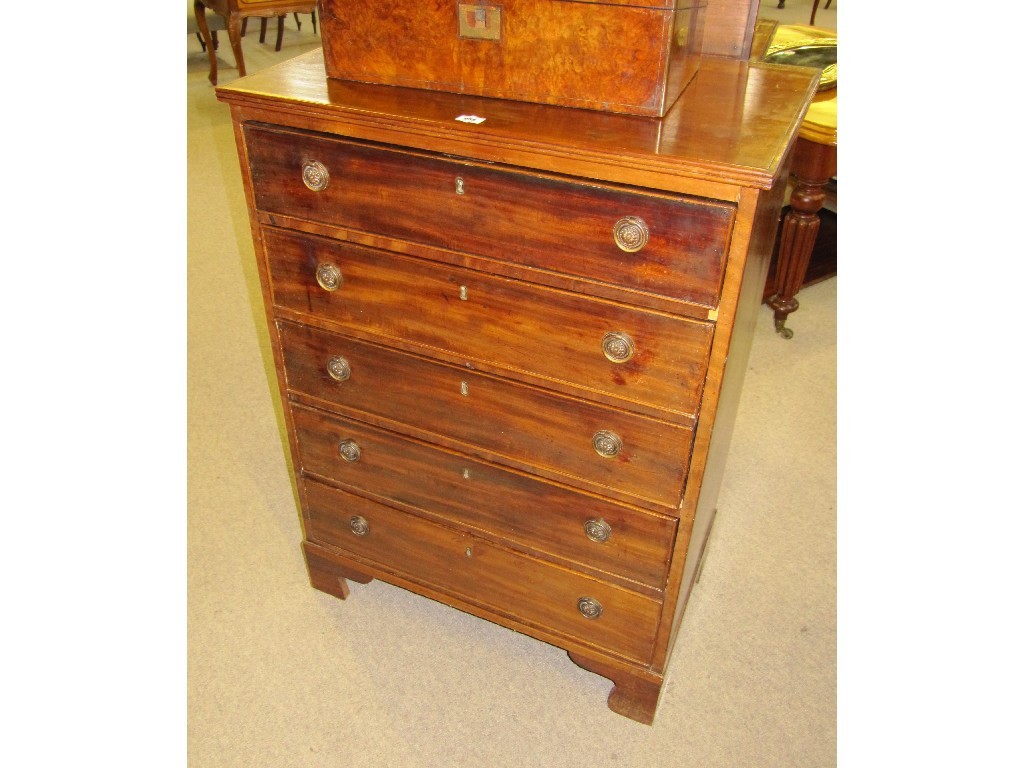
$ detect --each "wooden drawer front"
[281,322,693,508]
[291,404,677,588]
[246,124,734,306]
[303,480,662,663]
[265,228,713,421]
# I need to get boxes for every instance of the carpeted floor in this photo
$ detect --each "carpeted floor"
[187,5,837,765]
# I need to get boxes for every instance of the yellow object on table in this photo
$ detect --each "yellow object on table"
[768,24,837,146]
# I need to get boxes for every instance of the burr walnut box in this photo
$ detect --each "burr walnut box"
[317,0,707,117]
[216,50,816,724]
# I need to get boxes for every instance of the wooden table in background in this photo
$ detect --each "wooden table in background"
[760,24,838,338]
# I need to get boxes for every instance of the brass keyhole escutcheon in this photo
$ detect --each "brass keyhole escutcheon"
[612,216,649,252]
[455,176,465,195]
[301,159,329,192]
[316,263,343,292]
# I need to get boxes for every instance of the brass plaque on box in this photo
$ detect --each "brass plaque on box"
[458,4,501,41]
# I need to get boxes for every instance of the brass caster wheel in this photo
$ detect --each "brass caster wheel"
[778,326,794,340]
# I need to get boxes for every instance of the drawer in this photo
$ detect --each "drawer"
[281,321,694,508]
[264,228,713,421]
[291,404,677,589]
[302,480,663,664]
[245,124,735,307]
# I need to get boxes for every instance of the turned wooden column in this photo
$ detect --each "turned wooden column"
[768,137,837,338]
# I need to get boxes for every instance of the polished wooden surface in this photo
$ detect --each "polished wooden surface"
[278,320,696,509]
[318,0,703,116]
[193,0,316,85]
[246,122,735,308]
[762,24,838,337]
[216,53,816,725]
[218,50,816,193]
[262,228,715,424]
[304,481,664,663]
[291,403,678,592]
[703,0,760,58]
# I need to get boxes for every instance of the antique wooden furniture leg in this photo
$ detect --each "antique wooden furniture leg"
[193,0,218,85]
[567,652,664,725]
[196,30,219,51]
[225,13,246,79]
[767,137,837,338]
[303,542,374,601]
[275,15,286,51]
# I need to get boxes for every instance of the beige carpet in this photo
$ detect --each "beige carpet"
[187,9,836,765]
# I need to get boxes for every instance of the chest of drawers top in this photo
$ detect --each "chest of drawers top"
[217,50,816,199]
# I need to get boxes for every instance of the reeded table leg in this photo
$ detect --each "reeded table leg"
[768,136,837,338]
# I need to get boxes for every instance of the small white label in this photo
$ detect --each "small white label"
[455,114,487,124]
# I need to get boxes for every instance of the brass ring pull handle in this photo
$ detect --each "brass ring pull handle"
[577,596,603,620]
[349,515,369,536]
[612,216,649,252]
[584,518,612,543]
[602,331,635,363]
[315,263,343,292]
[301,159,329,191]
[338,439,362,462]
[326,356,351,382]
[592,430,623,458]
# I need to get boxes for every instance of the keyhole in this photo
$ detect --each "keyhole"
[455,177,465,195]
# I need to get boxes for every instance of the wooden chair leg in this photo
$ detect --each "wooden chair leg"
[259,17,268,43]
[193,0,218,85]
[226,13,246,77]
[777,1,785,8]
[293,12,301,30]
[275,15,285,51]
[240,18,247,36]
[810,0,821,25]
[312,10,317,35]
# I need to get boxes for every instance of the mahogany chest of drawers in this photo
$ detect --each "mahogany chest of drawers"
[216,51,815,724]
